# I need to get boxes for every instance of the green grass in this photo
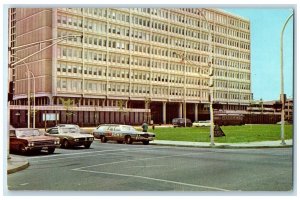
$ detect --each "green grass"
[150,124,293,143]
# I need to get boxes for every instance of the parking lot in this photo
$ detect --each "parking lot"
[7,140,293,192]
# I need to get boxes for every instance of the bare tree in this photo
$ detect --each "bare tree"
[117,99,129,124]
[60,98,75,123]
[144,97,151,123]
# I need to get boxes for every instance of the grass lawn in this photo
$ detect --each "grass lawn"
[150,124,293,143]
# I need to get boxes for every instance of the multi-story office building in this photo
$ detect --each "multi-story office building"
[9,8,252,127]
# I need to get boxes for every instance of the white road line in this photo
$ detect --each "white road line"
[27,148,129,161]
[73,169,230,192]
[29,147,168,163]
[125,165,168,168]
[72,152,208,170]
[29,151,129,163]
[26,148,128,159]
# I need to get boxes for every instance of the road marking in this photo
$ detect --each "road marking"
[27,148,129,160]
[125,165,168,168]
[20,183,29,186]
[73,169,230,192]
[29,147,168,163]
[28,148,130,162]
[72,152,209,170]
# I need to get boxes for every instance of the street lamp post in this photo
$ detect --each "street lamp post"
[280,13,293,145]
[198,8,215,146]
[12,56,36,128]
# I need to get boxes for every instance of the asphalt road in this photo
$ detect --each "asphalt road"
[7,141,293,193]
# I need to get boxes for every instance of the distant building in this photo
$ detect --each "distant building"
[8,8,252,127]
[246,98,293,124]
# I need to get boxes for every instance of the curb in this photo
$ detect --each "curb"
[7,160,30,175]
[151,143,293,149]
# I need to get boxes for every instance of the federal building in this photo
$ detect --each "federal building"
[8,8,252,127]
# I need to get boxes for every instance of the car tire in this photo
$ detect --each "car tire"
[48,148,55,154]
[100,136,107,143]
[84,143,91,149]
[117,141,123,144]
[62,140,70,149]
[125,136,133,144]
[143,141,149,145]
[19,144,27,155]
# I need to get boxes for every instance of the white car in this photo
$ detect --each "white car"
[193,120,211,127]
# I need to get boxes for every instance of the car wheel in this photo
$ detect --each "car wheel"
[143,141,149,145]
[117,141,123,144]
[125,136,133,144]
[62,140,70,149]
[100,136,107,143]
[84,143,91,149]
[48,148,55,154]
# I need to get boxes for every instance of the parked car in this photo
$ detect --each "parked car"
[93,124,155,145]
[9,128,60,154]
[172,118,192,127]
[92,124,112,139]
[46,127,94,149]
[193,120,211,127]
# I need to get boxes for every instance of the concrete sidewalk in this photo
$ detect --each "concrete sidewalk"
[7,139,293,174]
[151,139,293,148]
[7,155,29,174]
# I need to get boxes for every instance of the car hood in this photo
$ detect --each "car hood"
[18,135,57,142]
[59,133,93,138]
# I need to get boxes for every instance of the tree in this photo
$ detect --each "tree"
[117,99,129,124]
[144,97,151,123]
[60,98,75,123]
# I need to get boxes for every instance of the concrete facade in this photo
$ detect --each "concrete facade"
[9,8,252,126]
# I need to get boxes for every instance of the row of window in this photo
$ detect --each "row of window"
[57,45,213,64]
[215,81,250,90]
[57,62,209,86]
[63,8,250,31]
[58,9,250,42]
[215,69,251,80]
[57,49,209,75]
[56,78,207,98]
[214,92,251,101]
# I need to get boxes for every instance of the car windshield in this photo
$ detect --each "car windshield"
[16,129,43,137]
[97,126,109,131]
[58,124,80,132]
[60,127,78,134]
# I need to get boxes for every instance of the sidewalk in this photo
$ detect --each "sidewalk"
[151,139,293,148]
[7,155,29,174]
[7,139,293,174]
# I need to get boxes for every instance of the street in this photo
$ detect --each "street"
[7,141,293,192]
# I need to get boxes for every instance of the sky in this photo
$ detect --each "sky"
[224,8,294,101]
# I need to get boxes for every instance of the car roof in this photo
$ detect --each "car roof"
[57,124,79,126]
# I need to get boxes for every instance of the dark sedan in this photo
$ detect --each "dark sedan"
[93,124,155,145]
[9,128,60,154]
